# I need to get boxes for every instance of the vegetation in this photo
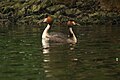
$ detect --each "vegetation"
[99,0,120,11]
[0,0,120,25]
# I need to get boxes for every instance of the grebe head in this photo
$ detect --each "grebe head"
[67,20,80,27]
[67,20,76,26]
[43,16,53,24]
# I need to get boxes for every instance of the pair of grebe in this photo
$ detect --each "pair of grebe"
[41,16,79,48]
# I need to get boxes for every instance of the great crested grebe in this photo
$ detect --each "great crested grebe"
[41,16,79,48]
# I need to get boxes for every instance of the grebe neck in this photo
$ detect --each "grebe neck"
[42,24,51,38]
[69,27,77,43]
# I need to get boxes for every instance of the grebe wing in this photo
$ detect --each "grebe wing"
[49,32,68,38]
[49,32,68,43]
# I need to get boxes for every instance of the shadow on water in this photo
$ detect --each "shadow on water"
[0,24,120,80]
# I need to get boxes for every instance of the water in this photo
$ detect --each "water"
[0,24,120,80]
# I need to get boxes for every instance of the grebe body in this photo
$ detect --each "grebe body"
[41,16,78,48]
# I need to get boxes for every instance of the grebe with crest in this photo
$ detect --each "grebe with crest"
[41,16,79,48]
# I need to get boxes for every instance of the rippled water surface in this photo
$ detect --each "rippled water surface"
[0,24,120,80]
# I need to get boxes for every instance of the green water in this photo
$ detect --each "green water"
[0,24,120,80]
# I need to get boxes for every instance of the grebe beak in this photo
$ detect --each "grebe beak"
[37,19,43,24]
[72,21,80,26]
[38,17,47,24]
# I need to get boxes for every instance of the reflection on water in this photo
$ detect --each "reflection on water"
[43,48,50,54]
[0,24,120,80]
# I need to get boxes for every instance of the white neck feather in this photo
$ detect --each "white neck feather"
[69,27,77,43]
[42,24,51,48]
[42,24,51,38]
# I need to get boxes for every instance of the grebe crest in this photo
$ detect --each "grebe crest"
[43,16,53,24]
[67,20,76,26]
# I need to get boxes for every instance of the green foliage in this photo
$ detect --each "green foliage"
[65,8,81,15]
[0,0,120,25]
[47,5,66,12]
[99,0,120,11]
